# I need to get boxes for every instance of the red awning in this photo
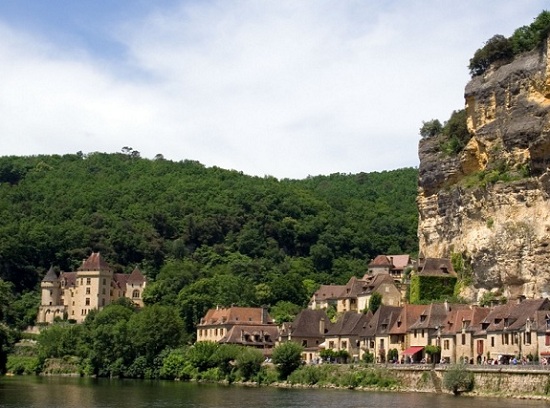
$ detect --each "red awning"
[402,346,424,355]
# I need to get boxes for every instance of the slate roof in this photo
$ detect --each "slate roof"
[279,309,332,338]
[409,302,469,331]
[416,258,457,277]
[358,274,397,296]
[42,266,59,282]
[326,311,370,336]
[219,324,278,348]
[311,284,346,303]
[360,305,402,338]
[477,298,550,335]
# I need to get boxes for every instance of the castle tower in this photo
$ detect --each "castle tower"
[126,266,147,307]
[38,266,65,323]
[72,252,113,322]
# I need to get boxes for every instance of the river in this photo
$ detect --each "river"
[0,376,548,408]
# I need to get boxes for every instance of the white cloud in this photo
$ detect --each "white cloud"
[0,1,547,178]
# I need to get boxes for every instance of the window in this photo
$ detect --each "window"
[329,341,334,349]
[421,329,425,338]
[414,330,417,338]
[491,336,495,347]
[545,334,550,346]
[85,298,90,306]
[525,332,532,345]
[86,278,91,285]
[86,287,91,295]
[369,340,375,349]
[443,340,450,350]
[461,334,466,345]
[302,340,308,347]
[341,341,347,349]
[132,289,140,298]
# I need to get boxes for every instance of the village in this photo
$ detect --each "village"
[37,252,550,367]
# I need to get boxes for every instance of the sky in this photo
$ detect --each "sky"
[0,1,547,179]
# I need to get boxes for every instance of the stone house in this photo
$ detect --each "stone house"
[278,309,331,363]
[356,274,402,312]
[324,311,370,361]
[37,252,147,324]
[358,305,401,362]
[477,298,550,363]
[308,284,345,310]
[367,254,413,283]
[196,306,277,355]
[387,304,425,360]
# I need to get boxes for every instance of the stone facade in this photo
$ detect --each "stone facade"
[37,252,146,324]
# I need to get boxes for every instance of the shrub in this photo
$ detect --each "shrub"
[235,347,264,382]
[271,342,303,380]
[442,364,474,395]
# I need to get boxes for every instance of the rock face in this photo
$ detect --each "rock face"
[418,40,550,302]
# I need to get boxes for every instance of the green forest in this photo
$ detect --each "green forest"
[0,152,418,339]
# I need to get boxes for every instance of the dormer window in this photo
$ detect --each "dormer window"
[420,315,426,322]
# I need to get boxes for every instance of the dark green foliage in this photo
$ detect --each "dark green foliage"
[443,364,475,395]
[409,275,457,304]
[271,342,304,379]
[419,119,443,138]
[470,11,550,77]
[368,291,383,314]
[386,348,399,362]
[440,110,470,156]
[0,153,418,338]
[235,347,264,381]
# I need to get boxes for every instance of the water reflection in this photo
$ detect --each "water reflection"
[1,376,549,408]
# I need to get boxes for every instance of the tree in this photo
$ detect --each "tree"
[419,119,442,138]
[235,347,264,381]
[368,292,383,314]
[442,364,475,395]
[271,342,303,380]
[469,34,513,76]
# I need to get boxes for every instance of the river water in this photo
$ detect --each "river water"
[0,376,549,408]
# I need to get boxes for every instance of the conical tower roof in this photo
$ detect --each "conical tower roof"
[127,266,146,284]
[42,266,59,282]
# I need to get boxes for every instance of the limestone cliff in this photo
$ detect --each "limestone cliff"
[418,39,550,302]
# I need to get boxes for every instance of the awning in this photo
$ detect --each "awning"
[402,346,424,355]
[540,351,550,356]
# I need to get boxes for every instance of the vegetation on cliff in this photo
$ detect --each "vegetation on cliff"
[469,10,550,77]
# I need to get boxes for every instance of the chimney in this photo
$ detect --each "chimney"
[262,307,269,324]
[444,300,449,312]
[319,317,326,335]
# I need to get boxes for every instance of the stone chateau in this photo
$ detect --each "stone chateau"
[37,252,147,324]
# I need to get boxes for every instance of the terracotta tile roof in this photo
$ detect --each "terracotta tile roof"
[388,304,425,335]
[127,267,146,284]
[440,306,490,336]
[368,254,411,270]
[61,272,77,287]
[416,258,457,277]
[199,307,273,326]
[77,252,112,272]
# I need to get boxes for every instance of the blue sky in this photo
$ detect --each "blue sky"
[0,1,547,179]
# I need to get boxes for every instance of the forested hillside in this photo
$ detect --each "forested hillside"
[0,152,418,331]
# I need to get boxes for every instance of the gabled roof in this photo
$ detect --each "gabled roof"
[77,252,112,272]
[440,306,491,336]
[280,309,332,338]
[326,311,369,337]
[338,276,367,299]
[388,304,425,335]
[127,267,146,284]
[311,284,346,302]
[416,258,457,277]
[478,298,550,334]
[360,305,402,338]
[199,306,273,326]
[409,302,469,331]
[42,266,59,282]
[368,254,411,270]
[358,274,397,296]
[219,325,278,348]
[60,272,77,287]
